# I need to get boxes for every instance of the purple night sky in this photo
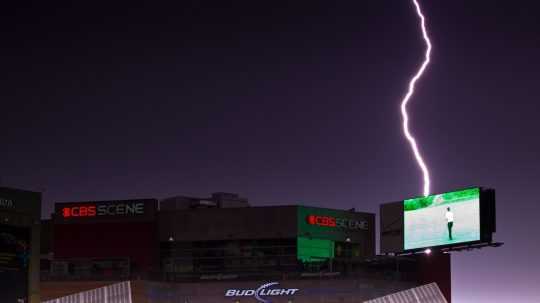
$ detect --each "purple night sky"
[2,0,539,301]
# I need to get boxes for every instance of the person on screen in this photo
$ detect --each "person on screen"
[445,207,454,240]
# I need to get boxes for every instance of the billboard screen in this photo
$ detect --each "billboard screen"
[404,188,481,250]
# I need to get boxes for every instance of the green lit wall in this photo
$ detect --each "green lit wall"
[296,206,375,262]
[297,237,334,262]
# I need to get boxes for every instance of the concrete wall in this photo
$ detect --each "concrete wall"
[41,279,418,303]
[53,221,158,273]
[159,206,298,242]
[132,278,418,303]
[379,201,404,254]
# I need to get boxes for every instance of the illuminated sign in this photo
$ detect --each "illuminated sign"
[306,215,368,230]
[225,282,299,303]
[0,198,14,209]
[60,202,145,218]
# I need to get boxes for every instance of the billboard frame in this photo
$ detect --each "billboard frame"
[380,187,497,254]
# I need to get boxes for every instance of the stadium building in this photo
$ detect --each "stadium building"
[0,187,41,303]
[40,192,452,302]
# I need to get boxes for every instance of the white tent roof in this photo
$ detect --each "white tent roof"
[364,283,448,303]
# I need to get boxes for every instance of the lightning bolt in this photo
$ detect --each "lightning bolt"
[401,0,432,197]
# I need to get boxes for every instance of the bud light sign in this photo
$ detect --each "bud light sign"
[225,282,299,303]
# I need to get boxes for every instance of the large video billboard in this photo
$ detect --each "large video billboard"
[404,188,481,250]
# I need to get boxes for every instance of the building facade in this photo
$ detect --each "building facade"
[50,199,159,280]
[41,192,451,302]
[0,187,41,303]
[44,193,375,281]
